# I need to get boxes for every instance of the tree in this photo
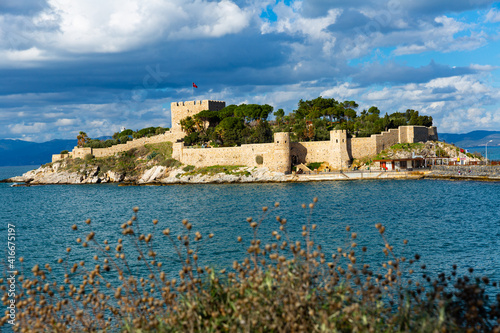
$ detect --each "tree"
[274,108,285,125]
[214,117,245,146]
[180,117,197,135]
[77,131,88,147]
[295,97,338,120]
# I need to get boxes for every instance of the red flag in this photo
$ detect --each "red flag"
[192,82,198,88]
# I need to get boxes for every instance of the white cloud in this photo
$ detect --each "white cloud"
[260,3,340,54]
[55,118,77,126]
[0,0,251,56]
[470,64,499,71]
[358,74,500,133]
[393,16,485,55]
[485,7,500,23]
[39,0,251,53]
[0,47,49,63]
[8,122,47,134]
[321,82,362,101]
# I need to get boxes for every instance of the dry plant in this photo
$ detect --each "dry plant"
[1,199,500,332]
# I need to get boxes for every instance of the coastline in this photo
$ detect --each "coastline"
[3,165,499,186]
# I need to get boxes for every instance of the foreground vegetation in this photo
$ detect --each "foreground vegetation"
[2,199,499,332]
[60,142,179,177]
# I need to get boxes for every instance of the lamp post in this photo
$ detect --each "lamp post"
[485,140,493,165]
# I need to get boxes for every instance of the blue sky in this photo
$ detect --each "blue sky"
[0,0,499,141]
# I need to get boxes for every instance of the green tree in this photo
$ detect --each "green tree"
[180,117,197,135]
[77,131,88,147]
[214,117,245,146]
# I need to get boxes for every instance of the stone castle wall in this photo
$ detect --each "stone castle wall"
[54,100,225,163]
[350,137,376,159]
[171,100,225,133]
[172,133,290,172]
[52,99,438,173]
[290,141,331,165]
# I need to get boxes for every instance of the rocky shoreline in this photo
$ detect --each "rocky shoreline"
[1,163,288,185]
[2,164,499,186]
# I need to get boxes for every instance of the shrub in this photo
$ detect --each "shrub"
[307,162,322,170]
[2,200,499,332]
[146,152,159,160]
[84,153,94,163]
[161,158,180,168]
[183,165,195,172]
[60,150,69,154]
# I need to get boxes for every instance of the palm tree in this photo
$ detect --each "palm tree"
[77,131,88,147]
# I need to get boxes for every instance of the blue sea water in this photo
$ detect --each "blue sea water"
[0,165,499,285]
[466,146,500,161]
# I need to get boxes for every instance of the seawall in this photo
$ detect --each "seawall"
[427,165,500,180]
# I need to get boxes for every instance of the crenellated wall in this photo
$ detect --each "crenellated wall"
[51,98,439,172]
[57,131,181,162]
[171,100,225,133]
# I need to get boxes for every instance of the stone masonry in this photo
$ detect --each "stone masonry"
[52,100,438,174]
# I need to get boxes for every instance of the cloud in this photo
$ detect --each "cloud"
[54,118,76,126]
[0,0,48,15]
[8,122,47,134]
[352,61,475,85]
[20,0,252,53]
[392,16,486,55]
[485,7,500,22]
[1,0,500,141]
[470,64,500,71]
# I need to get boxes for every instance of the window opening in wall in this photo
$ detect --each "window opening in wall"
[336,139,338,143]
[342,139,344,142]
[277,141,279,143]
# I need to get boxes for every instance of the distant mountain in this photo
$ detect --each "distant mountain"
[438,131,500,148]
[0,139,76,166]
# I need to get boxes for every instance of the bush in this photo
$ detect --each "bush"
[307,162,323,170]
[182,165,195,172]
[60,150,69,154]
[84,153,94,163]
[146,152,159,160]
[3,201,500,332]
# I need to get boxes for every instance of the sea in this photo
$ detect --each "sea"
[0,147,499,324]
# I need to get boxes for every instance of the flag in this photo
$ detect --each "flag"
[192,82,198,88]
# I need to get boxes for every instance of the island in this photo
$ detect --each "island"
[5,97,498,185]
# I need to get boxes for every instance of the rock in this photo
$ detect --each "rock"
[138,166,166,184]
[107,171,124,182]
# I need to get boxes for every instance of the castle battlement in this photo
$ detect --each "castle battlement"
[171,100,225,107]
[52,98,439,174]
[171,100,226,133]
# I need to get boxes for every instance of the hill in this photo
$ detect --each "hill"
[439,130,500,147]
[0,139,76,166]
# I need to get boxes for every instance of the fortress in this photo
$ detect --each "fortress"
[53,100,438,173]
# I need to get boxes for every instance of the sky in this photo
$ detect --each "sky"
[0,0,499,142]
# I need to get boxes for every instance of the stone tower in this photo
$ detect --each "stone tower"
[171,100,226,134]
[272,132,291,173]
[329,130,351,170]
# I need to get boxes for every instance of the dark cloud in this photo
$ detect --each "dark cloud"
[401,0,495,14]
[0,0,48,15]
[302,0,374,17]
[352,61,476,86]
[0,0,498,140]
[431,86,458,94]
[302,0,495,18]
